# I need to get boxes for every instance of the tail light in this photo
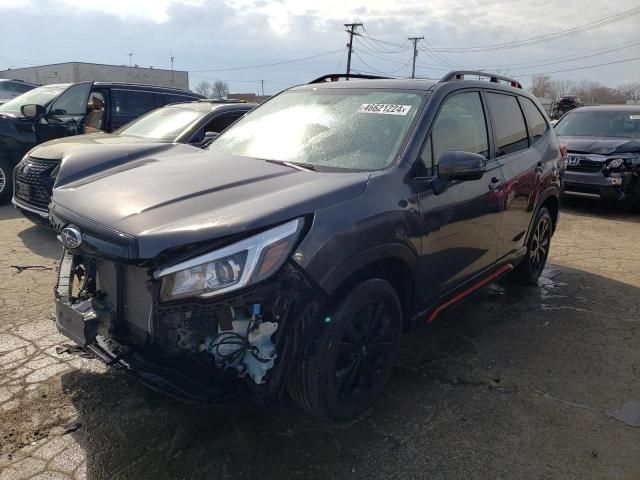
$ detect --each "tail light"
[559,143,568,162]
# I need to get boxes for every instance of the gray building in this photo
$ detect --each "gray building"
[0,62,189,90]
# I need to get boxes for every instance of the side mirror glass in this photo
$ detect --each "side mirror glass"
[21,104,46,120]
[438,151,486,181]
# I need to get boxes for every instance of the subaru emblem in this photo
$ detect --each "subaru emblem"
[61,225,83,249]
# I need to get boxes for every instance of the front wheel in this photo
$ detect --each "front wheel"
[288,279,402,422]
[514,207,553,285]
[0,157,13,204]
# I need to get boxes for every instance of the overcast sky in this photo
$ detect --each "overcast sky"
[1,0,638,95]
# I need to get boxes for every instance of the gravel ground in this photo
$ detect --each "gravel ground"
[0,196,638,480]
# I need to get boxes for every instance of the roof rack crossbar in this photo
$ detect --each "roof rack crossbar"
[308,73,392,84]
[441,70,523,89]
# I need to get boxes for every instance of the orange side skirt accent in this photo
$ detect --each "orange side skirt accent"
[426,263,514,323]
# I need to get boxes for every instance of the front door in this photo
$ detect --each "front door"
[416,90,504,306]
[36,82,93,143]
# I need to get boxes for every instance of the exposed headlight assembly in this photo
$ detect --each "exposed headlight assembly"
[156,218,303,301]
[607,158,624,170]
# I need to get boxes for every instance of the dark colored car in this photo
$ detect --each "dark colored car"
[552,95,583,119]
[0,79,38,105]
[0,82,205,203]
[12,99,256,224]
[49,72,562,421]
[555,105,640,206]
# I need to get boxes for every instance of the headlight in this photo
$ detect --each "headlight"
[156,218,303,301]
[607,158,624,169]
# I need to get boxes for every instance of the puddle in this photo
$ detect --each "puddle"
[611,401,640,427]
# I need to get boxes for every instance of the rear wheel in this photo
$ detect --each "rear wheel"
[514,207,553,285]
[0,157,13,204]
[288,279,402,422]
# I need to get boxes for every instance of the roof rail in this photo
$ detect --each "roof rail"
[308,73,392,84]
[441,70,523,89]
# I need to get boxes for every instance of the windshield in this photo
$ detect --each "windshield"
[555,110,640,138]
[209,88,424,171]
[115,106,205,141]
[0,85,67,114]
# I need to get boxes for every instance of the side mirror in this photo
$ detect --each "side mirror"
[21,104,46,120]
[438,151,486,181]
[199,131,220,148]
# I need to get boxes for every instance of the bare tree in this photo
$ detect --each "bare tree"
[618,82,640,102]
[530,74,553,98]
[195,80,212,97]
[212,80,229,99]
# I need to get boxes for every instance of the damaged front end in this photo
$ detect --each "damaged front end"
[53,218,324,403]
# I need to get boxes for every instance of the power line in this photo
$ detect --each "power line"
[189,49,343,73]
[427,6,640,52]
[356,49,449,70]
[500,39,640,72]
[352,51,410,76]
[510,55,640,78]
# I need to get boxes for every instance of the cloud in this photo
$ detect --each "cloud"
[0,0,639,90]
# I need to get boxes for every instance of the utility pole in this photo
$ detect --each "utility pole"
[170,51,175,85]
[344,22,363,76]
[260,79,264,97]
[408,36,424,79]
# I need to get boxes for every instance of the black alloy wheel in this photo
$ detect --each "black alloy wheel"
[288,279,402,422]
[514,206,553,285]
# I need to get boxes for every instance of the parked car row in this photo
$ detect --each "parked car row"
[0,81,206,203]
[37,71,564,421]
[12,98,255,223]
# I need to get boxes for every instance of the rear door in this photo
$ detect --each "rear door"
[485,92,540,260]
[416,90,504,303]
[36,82,93,143]
[109,89,156,130]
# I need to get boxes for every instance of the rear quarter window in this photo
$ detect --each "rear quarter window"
[486,92,529,156]
[520,97,548,143]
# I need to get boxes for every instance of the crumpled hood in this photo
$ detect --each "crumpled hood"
[29,133,157,161]
[558,136,640,156]
[52,148,370,259]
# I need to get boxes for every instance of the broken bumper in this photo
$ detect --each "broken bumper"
[53,250,324,403]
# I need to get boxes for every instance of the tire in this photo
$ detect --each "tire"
[514,207,553,286]
[0,157,13,205]
[288,279,402,422]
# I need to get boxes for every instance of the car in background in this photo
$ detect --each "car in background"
[553,95,583,119]
[48,71,562,421]
[555,105,640,206]
[0,79,38,105]
[0,81,205,203]
[12,99,256,224]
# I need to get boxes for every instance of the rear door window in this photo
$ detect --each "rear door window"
[486,92,529,156]
[418,91,489,176]
[520,97,548,143]
[111,89,156,124]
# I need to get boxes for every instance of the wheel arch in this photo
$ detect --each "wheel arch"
[322,246,418,332]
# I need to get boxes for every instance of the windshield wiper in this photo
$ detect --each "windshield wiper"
[264,159,316,172]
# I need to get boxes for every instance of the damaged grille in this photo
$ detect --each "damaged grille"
[14,157,57,210]
[566,156,603,173]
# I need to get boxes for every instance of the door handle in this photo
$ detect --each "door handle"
[488,177,502,191]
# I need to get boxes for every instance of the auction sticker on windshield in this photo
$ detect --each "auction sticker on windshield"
[359,104,412,115]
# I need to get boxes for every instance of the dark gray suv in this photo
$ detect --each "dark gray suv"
[49,72,563,421]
